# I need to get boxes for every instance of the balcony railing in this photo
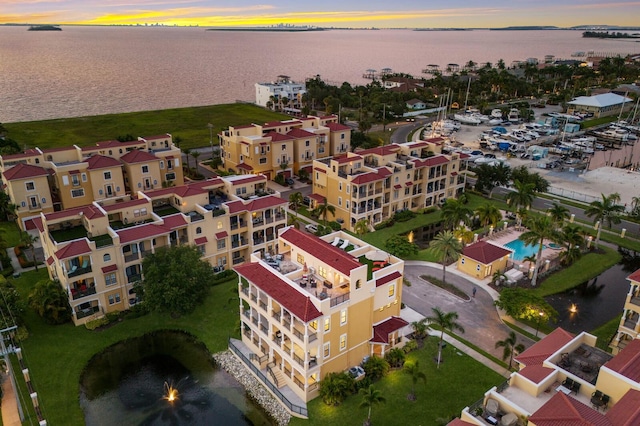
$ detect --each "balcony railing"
[630,296,640,307]
[232,257,245,265]
[71,286,97,300]
[330,292,350,307]
[309,332,317,342]
[272,311,281,321]
[68,265,92,278]
[124,252,140,262]
[75,305,100,320]
[259,300,267,311]
[260,324,268,335]
[250,293,257,302]
[623,319,637,330]
[127,274,142,283]
[293,376,304,390]
[293,353,304,367]
[241,287,249,296]
[292,328,304,341]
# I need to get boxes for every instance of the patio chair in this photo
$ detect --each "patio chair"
[571,381,581,394]
[340,239,350,249]
[81,259,90,269]
[331,237,341,246]
[500,413,517,426]
[601,395,610,408]
[69,265,78,274]
[485,399,499,417]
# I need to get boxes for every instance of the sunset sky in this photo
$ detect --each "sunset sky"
[2,0,637,28]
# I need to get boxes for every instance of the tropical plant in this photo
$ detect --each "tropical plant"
[428,231,463,285]
[519,216,559,287]
[403,360,427,400]
[584,192,625,248]
[491,270,507,286]
[28,279,72,325]
[522,254,536,274]
[359,385,386,425]
[384,347,406,368]
[182,148,191,170]
[495,331,526,369]
[190,151,201,175]
[319,372,354,406]
[426,307,465,368]
[411,319,428,340]
[362,355,390,381]
[0,277,25,328]
[494,287,558,324]
[354,218,370,236]
[314,199,336,223]
[385,235,418,258]
[547,203,570,228]
[20,232,40,271]
[288,192,304,216]
[440,198,473,230]
[475,202,502,228]
[452,225,474,245]
[286,215,301,230]
[506,180,535,223]
[0,192,17,221]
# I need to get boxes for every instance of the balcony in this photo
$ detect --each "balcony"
[630,296,640,307]
[260,323,268,335]
[259,300,267,311]
[233,256,245,265]
[293,353,304,367]
[71,285,97,300]
[68,264,92,279]
[292,328,304,341]
[272,311,281,321]
[75,305,100,320]
[232,238,247,249]
[127,274,142,284]
[124,252,140,262]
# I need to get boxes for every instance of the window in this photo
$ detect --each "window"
[71,188,85,198]
[310,320,318,331]
[319,146,325,154]
[461,258,465,265]
[108,293,121,305]
[340,334,347,351]
[25,182,35,191]
[355,279,361,289]
[340,309,347,325]
[323,342,330,358]
[217,221,223,229]
[82,173,87,182]
[339,182,342,191]
[165,172,176,181]
[259,158,267,164]
[389,283,395,298]
[476,265,481,271]
[346,201,350,209]
[305,140,310,147]
[281,144,286,151]
[71,175,80,186]
[338,197,342,206]
[103,253,111,262]
[105,273,117,286]
[324,317,331,332]
[104,171,111,180]
[196,227,202,235]
[217,240,226,250]
[141,165,149,174]
[198,245,205,255]
[160,161,165,169]
[141,208,147,216]
[318,266,327,278]
[341,134,345,139]
[297,254,304,264]
[62,175,69,186]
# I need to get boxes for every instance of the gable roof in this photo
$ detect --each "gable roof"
[529,392,610,426]
[120,149,158,164]
[280,227,361,275]
[627,268,640,283]
[54,239,92,260]
[606,389,640,425]
[86,155,122,170]
[568,93,632,108]
[116,223,171,244]
[515,327,574,366]
[461,241,512,265]
[3,163,49,181]
[44,204,105,221]
[356,144,401,156]
[371,316,409,344]
[518,365,555,384]
[226,195,286,214]
[603,338,640,382]
[234,262,322,322]
[326,122,351,132]
[287,128,316,138]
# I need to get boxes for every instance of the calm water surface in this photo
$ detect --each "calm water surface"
[1,26,637,122]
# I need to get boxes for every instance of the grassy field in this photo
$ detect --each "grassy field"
[12,269,240,426]
[4,104,287,151]
[289,337,504,426]
[0,222,22,247]
[591,314,622,352]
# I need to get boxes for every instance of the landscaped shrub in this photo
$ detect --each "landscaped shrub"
[211,269,237,284]
[403,340,418,353]
[362,355,390,381]
[126,303,150,319]
[394,209,416,222]
[14,245,37,268]
[85,316,109,330]
[374,219,394,230]
[328,221,342,231]
[319,371,354,406]
[385,347,406,368]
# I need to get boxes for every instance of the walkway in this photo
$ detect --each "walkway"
[1,371,22,426]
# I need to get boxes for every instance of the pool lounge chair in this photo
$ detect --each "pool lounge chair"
[485,399,499,417]
[331,237,341,246]
[340,239,350,249]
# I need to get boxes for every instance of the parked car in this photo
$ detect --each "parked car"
[303,196,311,206]
[285,178,295,186]
[305,224,318,234]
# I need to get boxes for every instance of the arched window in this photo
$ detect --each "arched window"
[103,253,111,262]
[196,227,202,234]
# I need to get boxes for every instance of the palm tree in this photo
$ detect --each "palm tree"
[426,307,465,368]
[584,193,625,248]
[519,216,559,287]
[359,385,385,425]
[475,202,502,228]
[452,225,474,245]
[428,231,462,285]
[403,361,427,401]
[319,372,353,406]
[547,203,570,228]
[191,151,201,175]
[20,231,40,271]
[411,319,428,340]
[491,270,507,286]
[28,279,72,324]
[182,148,191,171]
[495,331,525,369]
[354,218,370,236]
[506,180,535,225]
[522,254,536,275]
[440,198,473,230]
[314,199,335,223]
[287,215,301,230]
[288,192,304,216]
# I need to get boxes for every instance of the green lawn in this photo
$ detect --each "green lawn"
[290,337,504,426]
[591,314,622,352]
[4,104,287,151]
[0,221,22,247]
[12,269,241,426]
[532,246,622,297]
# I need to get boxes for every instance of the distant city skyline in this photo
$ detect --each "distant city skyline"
[2,1,637,28]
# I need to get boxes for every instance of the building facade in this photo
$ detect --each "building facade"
[611,268,640,354]
[311,140,468,232]
[234,228,407,403]
[255,76,306,112]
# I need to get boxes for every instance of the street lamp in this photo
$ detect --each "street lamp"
[207,123,214,162]
[535,311,545,337]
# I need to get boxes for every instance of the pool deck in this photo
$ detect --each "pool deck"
[485,228,561,268]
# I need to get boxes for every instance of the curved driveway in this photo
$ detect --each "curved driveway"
[403,262,534,360]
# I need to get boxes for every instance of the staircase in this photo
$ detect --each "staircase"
[268,363,287,388]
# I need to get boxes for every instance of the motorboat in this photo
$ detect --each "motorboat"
[489,118,503,125]
[507,108,520,123]
[491,108,503,118]
[453,113,481,125]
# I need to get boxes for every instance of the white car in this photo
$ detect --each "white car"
[305,224,318,234]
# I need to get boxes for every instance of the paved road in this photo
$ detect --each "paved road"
[403,262,534,361]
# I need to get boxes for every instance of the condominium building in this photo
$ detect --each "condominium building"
[35,174,287,325]
[219,115,351,179]
[234,228,407,405]
[311,139,468,232]
[452,328,640,425]
[610,268,640,354]
[255,76,306,112]
[0,134,184,230]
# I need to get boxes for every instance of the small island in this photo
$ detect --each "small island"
[28,25,62,31]
[583,31,640,39]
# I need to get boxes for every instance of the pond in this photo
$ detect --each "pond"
[544,248,640,333]
[80,330,274,426]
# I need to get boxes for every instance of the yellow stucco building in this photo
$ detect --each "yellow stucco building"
[457,240,512,279]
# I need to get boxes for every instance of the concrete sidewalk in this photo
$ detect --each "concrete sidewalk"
[1,371,22,426]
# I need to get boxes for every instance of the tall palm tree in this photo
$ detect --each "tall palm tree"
[522,254,536,275]
[519,216,559,287]
[287,215,301,230]
[495,331,525,370]
[475,202,502,228]
[427,307,465,368]
[288,192,304,216]
[585,193,625,248]
[440,198,473,230]
[452,225,474,245]
[547,203,570,228]
[506,180,535,225]
[359,385,385,425]
[182,148,191,171]
[354,219,370,236]
[403,361,427,401]
[428,231,462,285]
[314,199,335,223]
[191,151,201,175]
[21,232,40,271]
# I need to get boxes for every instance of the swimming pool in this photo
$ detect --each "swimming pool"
[504,239,544,261]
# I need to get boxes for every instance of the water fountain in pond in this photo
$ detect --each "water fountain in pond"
[163,382,179,404]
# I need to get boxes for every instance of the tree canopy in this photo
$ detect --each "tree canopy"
[28,279,71,325]
[494,287,557,323]
[385,235,419,258]
[141,245,217,316]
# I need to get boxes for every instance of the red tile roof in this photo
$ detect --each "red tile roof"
[86,155,122,170]
[356,144,400,156]
[194,237,208,245]
[215,231,228,239]
[412,155,450,168]
[461,241,512,265]
[446,419,472,426]
[2,163,49,181]
[234,262,322,322]
[280,227,361,276]
[326,122,351,132]
[266,131,294,142]
[44,205,105,221]
[237,162,254,171]
[308,194,325,203]
[100,198,149,212]
[1,149,41,160]
[120,149,158,164]
[229,175,266,186]
[606,389,640,425]
[162,214,188,230]
[424,137,445,144]
[101,264,118,273]
[287,128,316,138]
[32,216,44,232]
[226,195,286,214]
[117,223,171,244]
[94,139,144,149]
[46,256,54,266]
[518,365,555,384]
[371,316,408,344]
[627,268,640,283]
[394,184,402,189]
[334,154,361,164]
[603,338,640,382]
[515,327,574,366]
[351,171,386,185]
[54,240,92,260]
[529,392,610,426]
[406,142,429,149]
[376,271,401,287]
[313,167,326,173]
